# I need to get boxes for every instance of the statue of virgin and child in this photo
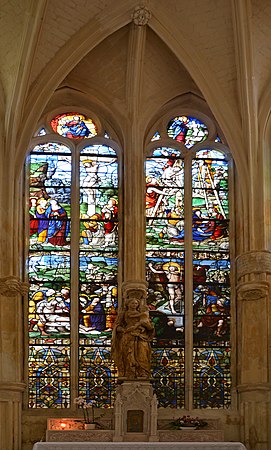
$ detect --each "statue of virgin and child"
[111,294,154,380]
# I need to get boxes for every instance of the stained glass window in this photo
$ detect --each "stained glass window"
[50,113,97,139]
[146,146,185,408]
[27,115,118,408]
[27,109,231,413]
[146,116,231,409]
[167,116,208,148]
[78,144,118,405]
[192,148,230,408]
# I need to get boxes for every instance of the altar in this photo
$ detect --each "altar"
[33,442,247,450]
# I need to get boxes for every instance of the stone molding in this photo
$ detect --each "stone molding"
[132,5,152,26]
[0,382,26,393]
[237,281,269,301]
[236,250,271,280]
[0,276,29,297]
[237,382,271,393]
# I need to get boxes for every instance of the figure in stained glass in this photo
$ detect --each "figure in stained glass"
[194,285,230,339]
[80,295,106,333]
[146,148,184,250]
[148,261,183,314]
[35,198,49,243]
[146,175,168,216]
[80,209,104,247]
[80,153,117,217]
[191,209,214,241]
[167,116,208,148]
[29,284,71,337]
[36,292,70,335]
[101,198,118,246]
[51,113,97,139]
[46,199,69,246]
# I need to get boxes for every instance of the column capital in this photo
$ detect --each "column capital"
[0,276,29,297]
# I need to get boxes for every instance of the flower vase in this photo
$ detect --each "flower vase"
[84,423,95,430]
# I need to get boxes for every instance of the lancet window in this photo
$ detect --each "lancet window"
[26,112,119,408]
[146,115,231,409]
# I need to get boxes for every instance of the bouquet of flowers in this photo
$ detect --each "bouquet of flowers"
[74,397,96,424]
[171,415,207,429]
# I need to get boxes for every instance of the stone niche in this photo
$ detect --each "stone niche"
[113,381,158,442]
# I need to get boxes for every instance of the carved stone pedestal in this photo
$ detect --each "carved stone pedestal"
[113,381,158,442]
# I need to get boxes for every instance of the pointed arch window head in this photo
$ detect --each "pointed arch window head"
[167,115,208,148]
[50,113,98,139]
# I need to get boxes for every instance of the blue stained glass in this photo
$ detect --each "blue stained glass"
[79,347,117,407]
[79,252,118,282]
[80,157,118,189]
[195,148,226,159]
[30,154,72,187]
[28,252,70,283]
[81,144,116,156]
[151,131,161,141]
[31,142,71,154]
[37,128,47,136]
[167,116,208,148]
[28,345,70,408]
[51,113,97,139]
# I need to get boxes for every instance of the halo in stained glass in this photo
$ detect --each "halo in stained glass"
[167,116,208,148]
[50,113,97,140]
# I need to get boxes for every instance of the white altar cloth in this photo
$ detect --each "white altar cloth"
[33,442,247,450]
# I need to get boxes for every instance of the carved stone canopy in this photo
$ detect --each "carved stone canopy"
[122,280,148,303]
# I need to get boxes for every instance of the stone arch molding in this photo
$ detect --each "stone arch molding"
[18,2,246,184]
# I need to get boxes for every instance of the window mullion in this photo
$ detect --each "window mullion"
[70,144,80,406]
[184,153,193,410]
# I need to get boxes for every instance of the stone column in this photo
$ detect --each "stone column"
[0,277,28,450]
[123,6,151,282]
[236,251,271,450]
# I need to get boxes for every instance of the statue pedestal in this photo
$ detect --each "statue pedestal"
[113,381,158,442]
